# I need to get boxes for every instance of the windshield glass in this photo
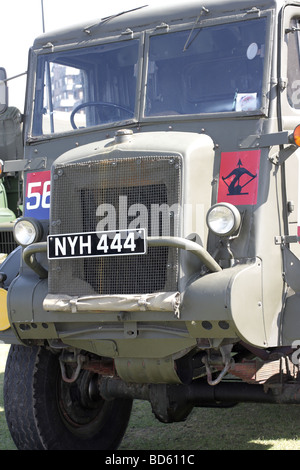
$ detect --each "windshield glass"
[145,18,267,116]
[32,39,139,136]
[31,17,267,137]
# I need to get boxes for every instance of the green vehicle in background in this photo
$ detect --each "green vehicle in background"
[3,0,300,450]
[0,69,22,261]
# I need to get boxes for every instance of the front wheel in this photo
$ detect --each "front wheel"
[4,345,132,450]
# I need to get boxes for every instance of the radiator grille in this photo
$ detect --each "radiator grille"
[49,155,182,296]
[0,226,17,254]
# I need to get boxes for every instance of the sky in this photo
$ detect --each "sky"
[0,0,171,110]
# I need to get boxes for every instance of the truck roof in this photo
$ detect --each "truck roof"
[32,0,289,50]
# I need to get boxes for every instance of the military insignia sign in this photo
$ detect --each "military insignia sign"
[218,150,260,205]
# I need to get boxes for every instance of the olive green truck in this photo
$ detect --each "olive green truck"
[2,0,300,450]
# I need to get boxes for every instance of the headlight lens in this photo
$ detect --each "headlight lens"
[13,217,43,246]
[206,203,241,237]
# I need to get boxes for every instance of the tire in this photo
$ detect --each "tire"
[4,345,44,449]
[4,344,133,450]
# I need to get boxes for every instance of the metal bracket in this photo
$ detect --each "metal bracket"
[155,22,169,31]
[124,321,138,339]
[238,131,298,165]
[3,157,47,173]
[269,145,297,166]
[285,27,300,34]
[246,7,261,16]
[275,235,300,245]
[121,28,133,37]
[238,131,290,149]
[279,78,288,92]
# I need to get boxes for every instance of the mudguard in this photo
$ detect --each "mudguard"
[0,246,21,343]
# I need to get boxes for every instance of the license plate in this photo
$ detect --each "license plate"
[47,229,146,260]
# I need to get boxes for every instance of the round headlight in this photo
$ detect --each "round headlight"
[206,203,241,237]
[14,217,43,246]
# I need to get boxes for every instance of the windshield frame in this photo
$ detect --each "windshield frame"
[26,11,273,141]
[141,11,273,123]
[26,32,144,141]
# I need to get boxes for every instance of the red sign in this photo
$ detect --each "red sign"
[218,150,260,205]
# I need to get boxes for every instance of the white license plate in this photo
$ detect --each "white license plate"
[47,229,146,260]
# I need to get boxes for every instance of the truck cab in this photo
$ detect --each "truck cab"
[3,0,300,450]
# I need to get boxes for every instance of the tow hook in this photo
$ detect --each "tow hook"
[59,350,86,383]
[202,345,234,386]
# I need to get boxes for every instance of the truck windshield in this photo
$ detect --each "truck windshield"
[145,17,267,116]
[31,17,267,137]
[32,39,139,136]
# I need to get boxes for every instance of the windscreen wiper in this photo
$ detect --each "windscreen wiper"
[84,5,148,33]
[183,6,209,52]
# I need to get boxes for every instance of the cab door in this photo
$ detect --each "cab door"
[280,5,300,259]
[278,4,300,345]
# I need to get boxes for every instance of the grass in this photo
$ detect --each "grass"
[1,344,300,450]
[119,401,300,450]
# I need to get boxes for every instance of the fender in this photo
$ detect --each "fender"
[0,246,22,344]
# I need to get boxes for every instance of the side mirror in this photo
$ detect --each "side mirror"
[0,68,8,115]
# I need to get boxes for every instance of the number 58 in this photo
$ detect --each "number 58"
[26,180,51,210]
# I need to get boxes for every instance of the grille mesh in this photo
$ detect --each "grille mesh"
[49,155,182,296]
[0,228,17,254]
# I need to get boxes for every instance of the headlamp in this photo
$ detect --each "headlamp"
[13,217,43,246]
[206,203,241,237]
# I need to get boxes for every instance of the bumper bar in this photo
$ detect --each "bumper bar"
[23,236,222,279]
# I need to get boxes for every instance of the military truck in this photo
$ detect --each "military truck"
[3,0,300,450]
[0,69,22,264]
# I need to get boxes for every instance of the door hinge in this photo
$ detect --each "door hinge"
[279,78,288,91]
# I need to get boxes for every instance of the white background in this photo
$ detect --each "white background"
[0,0,173,110]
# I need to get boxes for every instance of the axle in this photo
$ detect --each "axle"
[98,376,300,422]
